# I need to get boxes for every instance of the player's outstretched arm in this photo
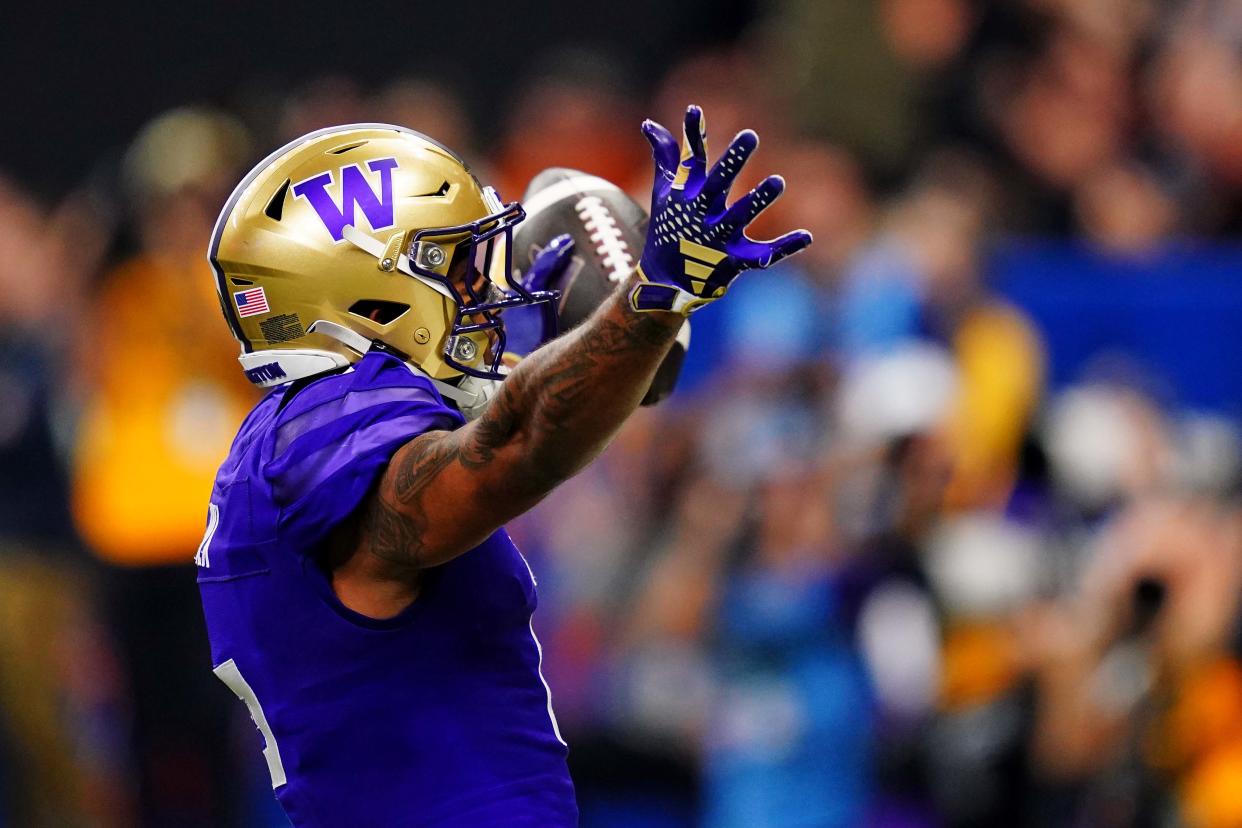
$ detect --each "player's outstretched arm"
[356,281,683,575]
[352,105,813,576]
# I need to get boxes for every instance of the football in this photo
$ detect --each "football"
[515,167,689,406]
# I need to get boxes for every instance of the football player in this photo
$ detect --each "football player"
[198,105,811,826]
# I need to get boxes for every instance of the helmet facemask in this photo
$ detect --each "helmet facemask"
[405,187,559,380]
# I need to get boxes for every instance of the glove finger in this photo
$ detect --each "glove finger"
[701,129,758,206]
[523,234,575,292]
[757,229,814,268]
[672,105,708,192]
[718,175,785,236]
[731,229,814,269]
[641,119,680,189]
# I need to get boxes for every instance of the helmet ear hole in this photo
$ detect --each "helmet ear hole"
[347,300,410,325]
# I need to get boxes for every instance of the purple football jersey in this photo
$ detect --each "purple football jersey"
[197,351,577,827]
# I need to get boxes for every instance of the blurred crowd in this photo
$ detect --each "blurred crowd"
[2,0,1242,826]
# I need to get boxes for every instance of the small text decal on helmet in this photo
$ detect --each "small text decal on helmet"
[243,362,288,385]
[292,158,399,242]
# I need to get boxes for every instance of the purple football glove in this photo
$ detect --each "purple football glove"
[521,232,576,294]
[631,105,813,315]
[505,233,575,353]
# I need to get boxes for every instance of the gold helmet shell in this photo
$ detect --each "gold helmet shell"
[209,123,555,390]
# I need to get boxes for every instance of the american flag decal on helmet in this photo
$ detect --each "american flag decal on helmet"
[234,287,270,318]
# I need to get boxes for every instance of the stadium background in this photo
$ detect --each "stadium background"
[3,0,1242,825]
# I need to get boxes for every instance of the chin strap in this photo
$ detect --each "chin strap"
[307,319,372,355]
[307,319,498,419]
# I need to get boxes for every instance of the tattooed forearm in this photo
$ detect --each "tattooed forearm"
[458,368,525,470]
[357,273,683,574]
[487,274,683,484]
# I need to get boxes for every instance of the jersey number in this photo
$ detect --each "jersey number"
[214,659,287,789]
[195,503,220,568]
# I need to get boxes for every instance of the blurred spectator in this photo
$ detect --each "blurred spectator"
[0,175,127,827]
[1025,496,1242,827]
[831,344,957,825]
[73,107,256,566]
[840,152,1045,510]
[758,0,927,178]
[493,52,647,201]
[70,107,259,828]
[751,139,875,284]
[1042,381,1177,516]
[651,49,786,160]
[923,513,1045,825]
[1149,9,1242,189]
[276,76,368,143]
[880,0,977,70]
[370,78,475,158]
[991,25,1130,194]
[700,470,873,828]
[0,176,89,544]
[1073,162,1180,255]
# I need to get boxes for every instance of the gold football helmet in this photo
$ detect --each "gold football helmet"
[209,123,556,407]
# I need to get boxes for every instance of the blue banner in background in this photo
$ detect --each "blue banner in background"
[676,242,1242,417]
[993,242,1242,415]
